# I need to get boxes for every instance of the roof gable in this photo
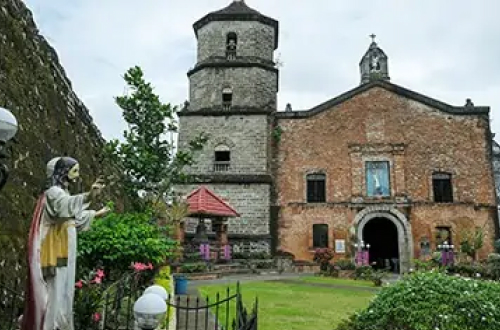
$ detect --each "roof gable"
[186,185,240,217]
[277,80,489,119]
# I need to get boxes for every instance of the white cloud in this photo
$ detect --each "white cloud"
[24,0,500,139]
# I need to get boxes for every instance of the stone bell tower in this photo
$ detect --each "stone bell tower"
[360,34,390,85]
[176,0,279,254]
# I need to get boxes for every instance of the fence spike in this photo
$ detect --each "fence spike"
[215,292,220,329]
[194,296,200,330]
[204,296,210,330]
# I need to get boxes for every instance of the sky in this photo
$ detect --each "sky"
[23,0,500,140]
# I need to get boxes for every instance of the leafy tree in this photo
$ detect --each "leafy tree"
[105,66,207,210]
[459,226,485,261]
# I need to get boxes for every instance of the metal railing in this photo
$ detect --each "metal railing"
[213,162,231,172]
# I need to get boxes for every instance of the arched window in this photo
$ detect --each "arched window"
[214,144,231,172]
[226,32,237,60]
[222,87,233,110]
[306,173,326,203]
[432,172,453,203]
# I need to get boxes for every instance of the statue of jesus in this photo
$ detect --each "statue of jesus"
[21,157,111,330]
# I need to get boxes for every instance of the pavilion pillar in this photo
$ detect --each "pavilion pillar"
[213,219,231,261]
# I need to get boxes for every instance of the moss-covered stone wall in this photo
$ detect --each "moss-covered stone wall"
[0,0,125,269]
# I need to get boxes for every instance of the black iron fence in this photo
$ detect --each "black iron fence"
[0,276,257,330]
[167,282,257,330]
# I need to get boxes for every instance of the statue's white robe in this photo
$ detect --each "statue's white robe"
[22,186,95,330]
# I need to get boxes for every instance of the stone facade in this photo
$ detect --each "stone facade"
[178,115,269,174]
[176,1,278,253]
[195,21,276,63]
[188,67,277,111]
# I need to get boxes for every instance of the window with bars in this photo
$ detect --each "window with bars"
[432,172,453,203]
[306,173,326,203]
[222,87,233,110]
[214,145,231,172]
[313,224,329,248]
[226,32,237,60]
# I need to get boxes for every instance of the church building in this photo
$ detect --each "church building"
[176,0,499,272]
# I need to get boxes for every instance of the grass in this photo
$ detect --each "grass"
[198,281,375,330]
[297,276,376,287]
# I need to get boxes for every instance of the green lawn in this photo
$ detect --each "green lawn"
[297,276,376,287]
[198,281,375,330]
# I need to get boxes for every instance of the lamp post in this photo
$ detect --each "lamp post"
[354,240,371,266]
[0,106,18,192]
[437,241,455,267]
[134,292,167,330]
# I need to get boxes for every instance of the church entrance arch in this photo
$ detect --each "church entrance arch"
[363,217,399,272]
[354,207,413,273]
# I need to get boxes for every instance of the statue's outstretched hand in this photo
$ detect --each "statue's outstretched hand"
[89,177,106,200]
[95,206,112,218]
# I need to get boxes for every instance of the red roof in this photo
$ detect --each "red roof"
[185,186,240,217]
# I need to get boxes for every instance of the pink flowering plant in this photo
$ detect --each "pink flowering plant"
[313,248,335,271]
[73,268,106,330]
[77,211,177,280]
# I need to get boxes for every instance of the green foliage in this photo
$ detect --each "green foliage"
[77,211,177,278]
[104,66,207,210]
[73,269,106,330]
[353,266,373,280]
[494,239,500,254]
[179,262,208,273]
[413,258,440,271]
[460,226,485,260]
[336,271,500,330]
[487,253,500,280]
[154,266,175,328]
[272,125,283,142]
[334,259,356,270]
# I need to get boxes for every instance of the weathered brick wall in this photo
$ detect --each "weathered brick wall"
[178,115,269,174]
[276,86,497,261]
[196,21,275,63]
[278,205,353,261]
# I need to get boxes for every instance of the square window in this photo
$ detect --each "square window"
[313,224,329,248]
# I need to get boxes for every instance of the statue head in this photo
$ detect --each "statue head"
[46,156,79,188]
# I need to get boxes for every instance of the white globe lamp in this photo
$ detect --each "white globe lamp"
[134,293,167,330]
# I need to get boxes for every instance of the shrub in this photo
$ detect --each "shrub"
[334,259,356,270]
[313,248,335,271]
[353,266,373,280]
[487,253,500,280]
[179,262,207,273]
[494,239,500,254]
[414,258,439,271]
[336,271,500,330]
[447,262,489,279]
[78,211,177,279]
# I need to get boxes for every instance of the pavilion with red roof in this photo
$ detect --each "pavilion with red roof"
[186,186,240,218]
[182,186,240,261]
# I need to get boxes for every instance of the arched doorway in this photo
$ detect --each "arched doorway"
[363,217,400,273]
